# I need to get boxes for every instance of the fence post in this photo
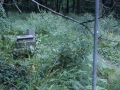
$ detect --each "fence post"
[92,0,99,90]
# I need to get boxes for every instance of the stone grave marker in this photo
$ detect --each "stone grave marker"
[16,28,36,48]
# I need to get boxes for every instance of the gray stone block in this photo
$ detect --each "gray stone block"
[16,28,36,48]
[17,35,34,42]
[26,28,35,37]
[17,35,34,40]
[25,41,36,47]
[16,41,36,48]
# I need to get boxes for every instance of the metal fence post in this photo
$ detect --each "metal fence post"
[92,0,99,90]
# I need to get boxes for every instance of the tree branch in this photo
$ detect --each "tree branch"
[37,4,47,21]
[13,0,22,14]
[32,0,80,24]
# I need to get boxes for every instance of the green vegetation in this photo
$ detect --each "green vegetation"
[0,10,120,90]
[0,4,6,18]
[98,15,120,64]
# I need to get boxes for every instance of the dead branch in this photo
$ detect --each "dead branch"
[13,0,22,14]
[32,0,80,24]
[37,4,47,21]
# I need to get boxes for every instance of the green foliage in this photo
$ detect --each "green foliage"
[99,14,120,35]
[13,46,36,59]
[1,11,94,89]
[98,67,116,79]
[0,59,30,89]
[97,14,120,90]
[0,4,6,18]
[57,38,91,68]
[0,4,12,34]
[107,75,120,90]
[0,4,6,33]
[1,11,120,90]
[98,41,120,64]
[85,85,107,90]
[0,18,11,34]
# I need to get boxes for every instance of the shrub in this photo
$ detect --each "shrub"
[98,41,120,64]
[107,75,120,90]
[0,4,10,34]
[0,4,6,18]
[0,59,30,89]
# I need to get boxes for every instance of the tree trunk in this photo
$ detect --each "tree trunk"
[45,0,48,12]
[56,0,60,12]
[77,0,80,14]
[66,0,69,14]
[40,0,43,11]
[72,0,75,12]
[26,0,29,11]
[3,0,9,17]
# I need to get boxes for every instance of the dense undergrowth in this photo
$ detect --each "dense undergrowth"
[98,14,120,65]
[0,6,120,90]
[0,11,93,90]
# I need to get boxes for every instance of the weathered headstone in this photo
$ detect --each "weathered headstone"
[26,28,35,37]
[16,28,36,48]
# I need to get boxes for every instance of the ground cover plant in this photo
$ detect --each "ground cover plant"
[98,15,120,65]
[0,10,120,90]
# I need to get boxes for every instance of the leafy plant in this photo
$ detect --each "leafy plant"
[107,74,120,90]
[0,4,6,18]
[98,41,120,64]
[0,59,30,89]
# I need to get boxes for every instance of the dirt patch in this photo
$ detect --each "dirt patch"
[97,54,120,81]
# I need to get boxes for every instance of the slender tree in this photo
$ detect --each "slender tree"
[3,0,9,16]
[45,0,48,12]
[66,0,69,14]
[56,0,61,12]
[72,0,75,12]
[77,0,80,14]
[56,0,59,12]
